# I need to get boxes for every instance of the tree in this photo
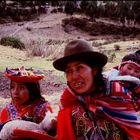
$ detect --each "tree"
[115,1,130,26]
[132,1,140,25]
[0,0,6,17]
[104,1,116,18]
[80,0,89,14]
[85,1,97,21]
[64,1,75,16]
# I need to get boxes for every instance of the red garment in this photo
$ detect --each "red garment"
[110,81,140,111]
[13,129,56,140]
[0,99,52,124]
[57,87,140,140]
[57,108,76,140]
[109,66,140,111]
[0,99,56,140]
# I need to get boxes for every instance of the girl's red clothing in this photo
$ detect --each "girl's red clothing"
[0,99,52,124]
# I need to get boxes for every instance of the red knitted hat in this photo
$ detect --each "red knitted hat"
[5,66,45,82]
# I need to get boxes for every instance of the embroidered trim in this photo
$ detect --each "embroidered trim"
[7,103,18,120]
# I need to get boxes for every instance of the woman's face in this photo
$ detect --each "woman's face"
[120,63,140,78]
[65,61,97,95]
[11,81,30,105]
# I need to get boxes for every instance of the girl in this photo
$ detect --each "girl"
[0,67,56,139]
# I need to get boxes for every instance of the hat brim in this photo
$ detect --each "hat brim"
[53,52,107,71]
[5,73,44,83]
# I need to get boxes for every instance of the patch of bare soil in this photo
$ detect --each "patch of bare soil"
[0,72,10,98]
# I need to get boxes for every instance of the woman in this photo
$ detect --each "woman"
[0,66,56,139]
[53,39,140,140]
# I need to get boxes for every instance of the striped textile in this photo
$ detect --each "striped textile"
[58,87,140,140]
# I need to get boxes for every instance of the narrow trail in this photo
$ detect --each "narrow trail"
[10,21,33,36]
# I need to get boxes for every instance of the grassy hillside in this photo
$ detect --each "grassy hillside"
[0,39,139,72]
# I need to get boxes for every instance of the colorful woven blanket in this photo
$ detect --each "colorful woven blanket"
[57,87,140,140]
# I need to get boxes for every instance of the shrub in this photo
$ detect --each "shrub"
[26,40,47,57]
[114,44,121,51]
[0,36,25,50]
[108,52,116,62]
[29,45,47,57]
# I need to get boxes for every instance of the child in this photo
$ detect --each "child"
[106,52,140,111]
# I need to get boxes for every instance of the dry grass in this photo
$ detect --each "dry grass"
[0,38,139,72]
[0,45,54,72]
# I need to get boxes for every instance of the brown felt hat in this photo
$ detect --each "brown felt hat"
[53,39,108,71]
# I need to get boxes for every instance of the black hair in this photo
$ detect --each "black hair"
[93,67,106,94]
[24,82,44,101]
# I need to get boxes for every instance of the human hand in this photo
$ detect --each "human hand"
[40,111,57,130]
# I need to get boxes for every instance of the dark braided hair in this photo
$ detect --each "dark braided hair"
[94,67,106,94]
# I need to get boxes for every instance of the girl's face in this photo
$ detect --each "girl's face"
[11,81,30,105]
[65,61,97,95]
[120,63,140,78]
